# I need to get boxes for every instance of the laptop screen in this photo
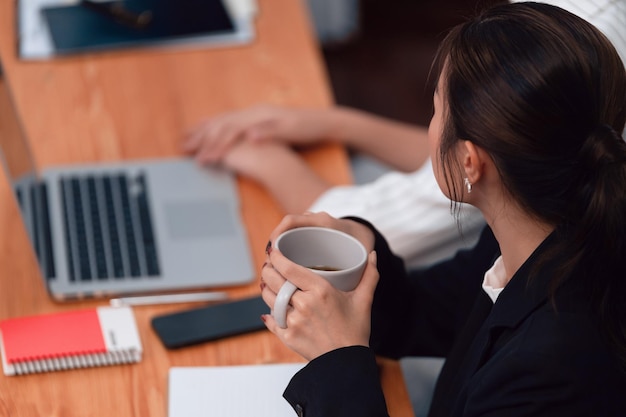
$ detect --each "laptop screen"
[0,79,37,183]
[0,79,52,276]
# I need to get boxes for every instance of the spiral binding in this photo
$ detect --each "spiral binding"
[10,349,141,375]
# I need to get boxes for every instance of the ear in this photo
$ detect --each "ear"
[461,140,486,184]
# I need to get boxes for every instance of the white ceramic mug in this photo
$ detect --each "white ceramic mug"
[272,227,368,328]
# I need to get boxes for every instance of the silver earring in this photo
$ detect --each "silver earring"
[464,177,472,194]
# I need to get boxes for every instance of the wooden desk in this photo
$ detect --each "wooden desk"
[0,1,413,415]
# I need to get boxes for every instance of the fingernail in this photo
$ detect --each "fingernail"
[260,314,268,323]
[370,250,377,265]
[265,241,272,255]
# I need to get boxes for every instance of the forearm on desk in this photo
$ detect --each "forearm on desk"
[326,107,430,173]
[250,146,332,214]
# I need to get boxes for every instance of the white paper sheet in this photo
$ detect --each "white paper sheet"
[168,363,306,417]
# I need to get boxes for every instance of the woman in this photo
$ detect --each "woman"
[259,2,626,416]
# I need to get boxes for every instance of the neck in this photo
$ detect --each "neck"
[482,201,553,288]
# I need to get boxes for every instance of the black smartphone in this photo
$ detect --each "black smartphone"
[151,296,269,349]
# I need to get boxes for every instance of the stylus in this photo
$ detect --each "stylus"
[110,291,228,307]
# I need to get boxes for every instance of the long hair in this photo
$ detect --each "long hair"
[434,2,626,367]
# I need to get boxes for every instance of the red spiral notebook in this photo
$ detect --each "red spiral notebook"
[0,306,142,376]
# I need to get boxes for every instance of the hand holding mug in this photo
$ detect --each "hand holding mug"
[260,220,379,361]
[272,226,368,328]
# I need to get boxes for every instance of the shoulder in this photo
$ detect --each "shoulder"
[468,307,626,416]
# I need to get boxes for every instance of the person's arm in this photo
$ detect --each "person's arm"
[183,104,430,172]
[220,140,331,213]
[325,106,429,172]
[258,212,388,417]
[283,346,389,417]
[363,221,499,359]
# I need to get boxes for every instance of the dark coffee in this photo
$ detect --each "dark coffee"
[308,265,342,271]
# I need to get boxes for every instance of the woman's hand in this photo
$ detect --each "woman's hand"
[261,249,379,361]
[259,212,378,360]
[183,104,335,164]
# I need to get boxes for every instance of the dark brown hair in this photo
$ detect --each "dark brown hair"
[434,2,626,367]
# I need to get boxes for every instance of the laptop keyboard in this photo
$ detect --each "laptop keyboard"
[29,182,56,280]
[60,172,160,281]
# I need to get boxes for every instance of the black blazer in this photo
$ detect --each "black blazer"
[283,222,626,417]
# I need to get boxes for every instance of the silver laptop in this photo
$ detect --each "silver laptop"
[0,93,254,302]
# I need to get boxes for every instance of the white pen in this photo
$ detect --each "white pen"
[110,291,228,307]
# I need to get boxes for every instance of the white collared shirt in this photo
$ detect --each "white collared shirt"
[482,256,506,303]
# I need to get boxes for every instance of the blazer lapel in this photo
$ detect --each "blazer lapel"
[428,291,494,417]
[428,232,559,417]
